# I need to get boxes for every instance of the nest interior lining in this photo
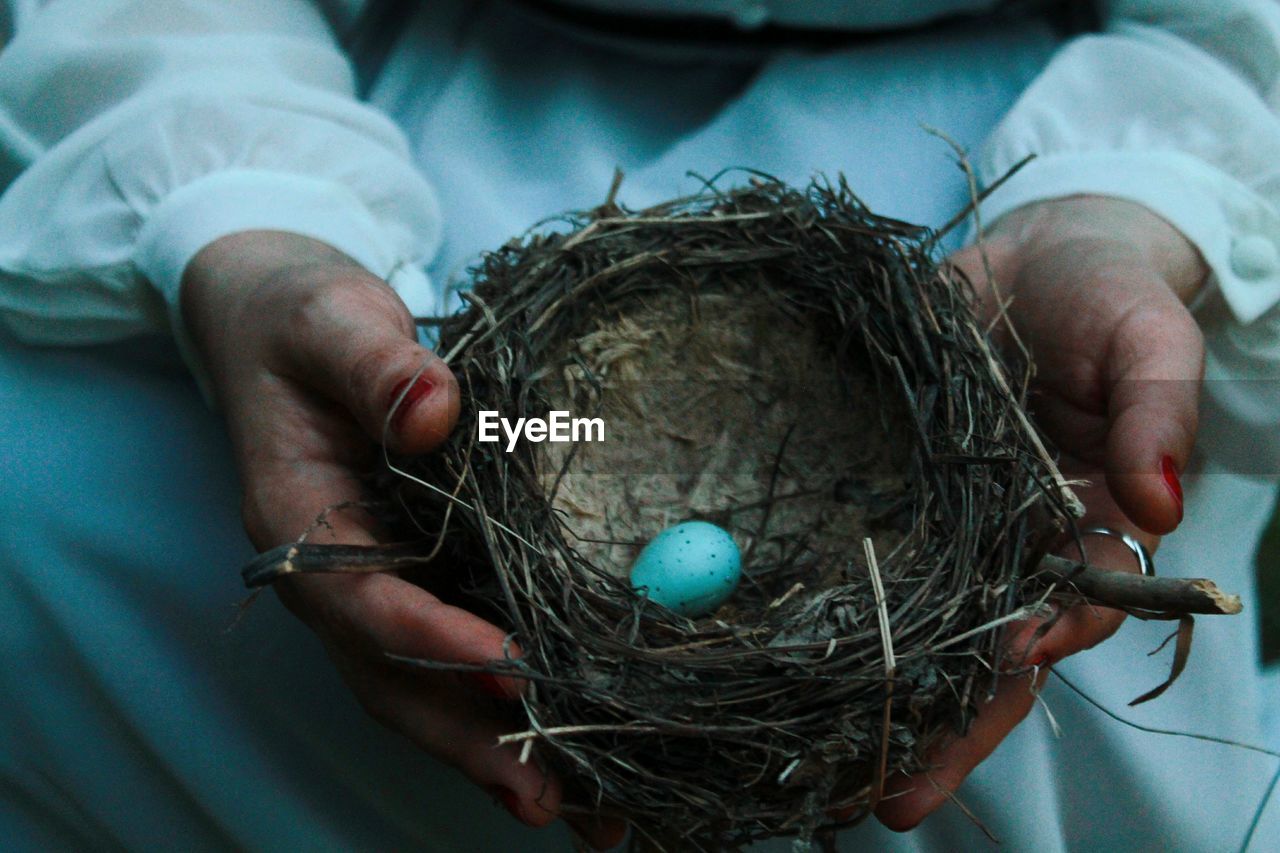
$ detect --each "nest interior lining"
[543,285,912,601]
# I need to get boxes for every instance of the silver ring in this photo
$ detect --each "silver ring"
[1079,526,1156,577]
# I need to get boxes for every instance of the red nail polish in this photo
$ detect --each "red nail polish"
[466,671,510,700]
[1027,654,1050,669]
[1161,455,1184,523]
[387,375,434,433]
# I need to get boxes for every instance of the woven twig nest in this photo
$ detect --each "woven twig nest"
[383,175,1077,848]
[242,175,1242,850]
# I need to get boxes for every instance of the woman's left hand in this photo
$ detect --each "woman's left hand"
[875,195,1209,830]
[180,230,626,850]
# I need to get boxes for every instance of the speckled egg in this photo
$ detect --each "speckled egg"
[629,521,742,617]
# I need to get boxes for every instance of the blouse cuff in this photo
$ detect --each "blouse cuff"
[974,150,1280,325]
[132,168,437,400]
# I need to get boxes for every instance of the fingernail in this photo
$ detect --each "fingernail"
[1161,454,1184,524]
[388,375,434,433]
[487,785,524,822]
[466,671,511,700]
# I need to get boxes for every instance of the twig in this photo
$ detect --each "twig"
[1037,554,1242,616]
[864,538,896,807]
[240,541,437,587]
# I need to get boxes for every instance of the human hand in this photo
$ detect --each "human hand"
[875,196,1209,829]
[181,230,625,849]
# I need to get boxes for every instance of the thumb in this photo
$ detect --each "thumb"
[284,273,461,454]
[1103,284,1203,535]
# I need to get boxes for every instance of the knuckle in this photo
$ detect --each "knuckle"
[287,274,356,338]
[1151,304,1200,348]
[346,346,405,415]
[286,275,419,420]
[1114,295,1193,340]
[288,270,410,341]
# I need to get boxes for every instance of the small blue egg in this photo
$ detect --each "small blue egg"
[629,521,742,618]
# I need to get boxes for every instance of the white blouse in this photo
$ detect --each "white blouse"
[1,0,1279,466]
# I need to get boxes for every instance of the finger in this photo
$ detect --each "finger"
[317,574,547,820]
[875,667,1047,831]
[231,397,529,700]
[287,571,527,698]
[1102,288,1203,535]
[279,271,460,454]
[1001,595,1124,672]
[875,597,1127,831]
[249,485,543,816]
[370,670,563,828]
[876,507,1145,829]
[243,480,550,816]
[325,645,559,828]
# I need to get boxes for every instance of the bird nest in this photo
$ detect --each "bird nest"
[369,175,1084,849]
[239,175,1243,848]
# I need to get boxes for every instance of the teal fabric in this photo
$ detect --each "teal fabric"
[3,2,1278,849]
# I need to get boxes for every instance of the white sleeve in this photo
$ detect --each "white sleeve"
[0,0,441,382]
[975,0,1280,476]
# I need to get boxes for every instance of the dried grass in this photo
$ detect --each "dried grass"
[374,174,1078,850]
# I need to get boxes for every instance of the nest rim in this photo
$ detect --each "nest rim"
[381,173,1078,850]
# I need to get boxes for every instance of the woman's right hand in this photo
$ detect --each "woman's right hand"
[180,230,624,850]
[876,196,1206,831]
